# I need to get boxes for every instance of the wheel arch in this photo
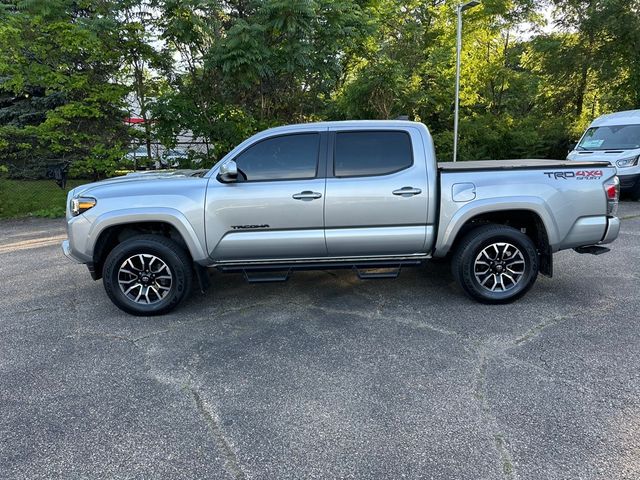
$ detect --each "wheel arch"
[88,209,207,279]
[435,201,555,276]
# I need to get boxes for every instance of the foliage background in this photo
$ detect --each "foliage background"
[1,0,639,183]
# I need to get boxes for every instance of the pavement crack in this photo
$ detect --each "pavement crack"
[375,296,387,317]
[132,330,170,343]
[310,302,468,344]
[390,314,467,343]
[308,304,374,319]
[473,351,517,479]
[473,353,489,404]
[75,330,140,347]
[12,306,45,315]
[513,313,574,345]
[494,433,515,478]
[514,298,615,347]
[190,387,247,480]
[501,352,593,395]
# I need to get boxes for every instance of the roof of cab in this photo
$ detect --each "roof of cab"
[261,119,425,134]
[591,109,640,127]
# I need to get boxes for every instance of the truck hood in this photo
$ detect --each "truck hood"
[71,170,208,197]
[567,148,640,162]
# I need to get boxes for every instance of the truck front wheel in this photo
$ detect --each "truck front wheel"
[102,235,193,316]
[451,225,539,304]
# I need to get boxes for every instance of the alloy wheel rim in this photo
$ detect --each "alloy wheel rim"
[474,242,526,293]
[118,254,173,305]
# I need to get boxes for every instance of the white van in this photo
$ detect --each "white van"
[567,109,640,200]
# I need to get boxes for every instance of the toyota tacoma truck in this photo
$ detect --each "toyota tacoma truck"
[62,121,621,315]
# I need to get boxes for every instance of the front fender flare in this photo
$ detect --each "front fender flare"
[86,207,209,263]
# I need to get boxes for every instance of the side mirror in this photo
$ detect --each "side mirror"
[218,160,238,183]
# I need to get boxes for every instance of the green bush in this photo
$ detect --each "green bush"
[0,179,87,219]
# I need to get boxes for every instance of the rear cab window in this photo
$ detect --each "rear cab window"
[334,131,413,177]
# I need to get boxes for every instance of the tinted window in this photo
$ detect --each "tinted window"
[577,125,640,150]
[235,133,320,181]
[334,131,412,177]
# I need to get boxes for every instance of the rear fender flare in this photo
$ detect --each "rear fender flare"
[434,197,559,257]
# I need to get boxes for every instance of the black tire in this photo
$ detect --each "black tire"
[451,224,539,304]
[629,180,640,201]
[103,235,193,316]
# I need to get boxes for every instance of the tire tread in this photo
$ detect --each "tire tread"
[102,234,193,316]
[451,224,539,304]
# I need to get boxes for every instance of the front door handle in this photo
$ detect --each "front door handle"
[292,191,322,200]
[392,187,422,197]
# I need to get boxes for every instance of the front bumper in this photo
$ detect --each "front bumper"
[61,239,71,259]
[61,239,84,263]
[61,214,93,264]
[62,237,92,264]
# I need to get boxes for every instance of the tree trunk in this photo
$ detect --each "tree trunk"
[575,62,588,117]
[134,60,152,166]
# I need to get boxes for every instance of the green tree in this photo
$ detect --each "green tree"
[0,0,131,179]
[3,0,640,183]
[151,0,369,162]
[115,0,171,164]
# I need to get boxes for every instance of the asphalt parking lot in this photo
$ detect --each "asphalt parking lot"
[1,202,639,480]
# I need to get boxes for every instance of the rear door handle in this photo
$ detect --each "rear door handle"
[292,191,322,200]
[392,187,422,197]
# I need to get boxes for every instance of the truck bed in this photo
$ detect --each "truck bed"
[438,159,611,171]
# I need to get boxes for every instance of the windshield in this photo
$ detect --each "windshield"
[577,125,640,151]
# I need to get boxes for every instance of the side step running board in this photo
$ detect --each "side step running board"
[224,260,419,284]
[574,245,611,255]
[353,265,402,280]
[243,268,291,283]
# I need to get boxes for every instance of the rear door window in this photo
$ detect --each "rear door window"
[334,131,413,177]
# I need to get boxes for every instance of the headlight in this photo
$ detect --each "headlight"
[616,155,639,168]
[71,197,97,216]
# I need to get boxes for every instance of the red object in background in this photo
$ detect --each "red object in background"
[124,117,145,124]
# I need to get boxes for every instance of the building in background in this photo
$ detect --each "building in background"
[123,115,208,169]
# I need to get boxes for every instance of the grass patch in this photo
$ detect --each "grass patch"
[0,179,88,219]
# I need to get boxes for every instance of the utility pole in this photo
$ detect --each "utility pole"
[454,0,481,162]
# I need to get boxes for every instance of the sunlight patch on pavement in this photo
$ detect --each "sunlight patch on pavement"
[0,234,67,254]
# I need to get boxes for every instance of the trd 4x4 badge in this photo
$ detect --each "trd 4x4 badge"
[543,170,603,180]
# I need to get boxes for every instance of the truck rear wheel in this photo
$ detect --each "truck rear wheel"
[102,235,193,316]
[452,225,539,304]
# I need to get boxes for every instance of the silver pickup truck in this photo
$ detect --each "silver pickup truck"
[62,121,620,315]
